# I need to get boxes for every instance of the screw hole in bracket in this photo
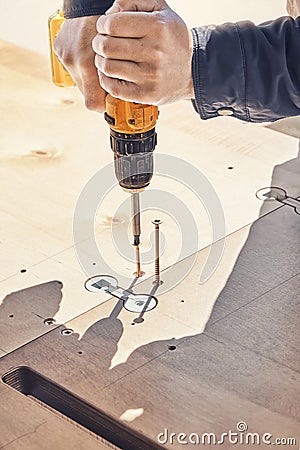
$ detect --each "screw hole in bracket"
[44,318,56,326]
[61,328,74,336]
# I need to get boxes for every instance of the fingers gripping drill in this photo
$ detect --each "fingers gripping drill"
[49,10,159,277]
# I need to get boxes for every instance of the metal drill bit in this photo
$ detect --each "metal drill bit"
[131,192,143,277]
[131,192,141,246]
[152,219,163,285]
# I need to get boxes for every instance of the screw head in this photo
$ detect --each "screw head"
[44,318,56,326]
[152,219,162,225]
[61,328,74,336]
[135,301,145,306]
[152,279,164,286]
[256,187,287,202]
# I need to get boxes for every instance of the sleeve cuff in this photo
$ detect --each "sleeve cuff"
[63,0,114,18]
[191,24,250,122]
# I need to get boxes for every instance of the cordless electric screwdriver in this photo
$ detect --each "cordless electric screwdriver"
[49,9,159,277]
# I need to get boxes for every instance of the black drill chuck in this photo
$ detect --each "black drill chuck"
[111,128,157,191]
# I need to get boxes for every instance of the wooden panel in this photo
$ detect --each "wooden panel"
[206,274,300,371]
[0,281,63,353]
[0,384,115,450]
[0,206,299,448]
[1,39,300,359]
[1,204,299,364]
[206,204,300,324]
[98,333,300,446]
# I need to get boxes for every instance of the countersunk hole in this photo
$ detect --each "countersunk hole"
[9,314,14,318]
[20,269,27,273]
[168,345,177,351]
[227,166,234,170]
[78,351,83,355]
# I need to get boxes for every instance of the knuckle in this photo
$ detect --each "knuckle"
[149,62,163,82]
[54,47,74,67]
[117,0,126,6]
[59,52,74,68]
[107,83,120,98]
[153,13,165,34]
[84,97,99,111]
[154,50,164,68]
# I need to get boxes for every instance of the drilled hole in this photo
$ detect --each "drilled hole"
[180,300,185,303]
[9,314,14,318]
[78,351,83,355]
[168,345,176,351]
[227,166,234,170]
[20,269,27,273]
[61,98,74,105]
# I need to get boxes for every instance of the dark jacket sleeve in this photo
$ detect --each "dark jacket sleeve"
[191,16,300,122]
[63,0,114,18]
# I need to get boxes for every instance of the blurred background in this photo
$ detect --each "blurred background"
[0,0,287,55]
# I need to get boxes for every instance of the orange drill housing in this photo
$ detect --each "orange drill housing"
[105,95,158,135]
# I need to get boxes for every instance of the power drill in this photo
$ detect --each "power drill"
[49,9,159,277]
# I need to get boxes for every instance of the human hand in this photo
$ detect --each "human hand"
[92,0,194,105]
[287,0,300,17]
[54,16,107,112]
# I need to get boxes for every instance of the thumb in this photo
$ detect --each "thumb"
[106,0,168,14]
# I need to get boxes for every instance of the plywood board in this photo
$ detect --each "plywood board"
[1,39,300,360]
[206,274,300,371]
[0,206,299,449]
[0,384,116,450]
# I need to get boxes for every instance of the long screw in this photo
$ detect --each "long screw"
[152,219,163,285]
[135,244,143,278]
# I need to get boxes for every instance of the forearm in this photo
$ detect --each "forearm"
[192,16,300,122]
[63,0,114,18]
